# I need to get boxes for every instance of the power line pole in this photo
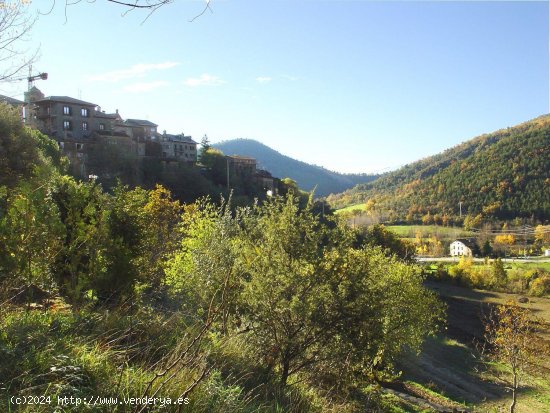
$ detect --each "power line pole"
[458,201,463,218]
[226,157,230,191]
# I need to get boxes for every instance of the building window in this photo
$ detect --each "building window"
[81,108,89,117]
[76,143,84,150]
[63,106,71,115]
[82,121,88,131]
[99,123,105,130]
[63,120,72,130]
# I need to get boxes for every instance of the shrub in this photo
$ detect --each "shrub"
[529,274,550,297]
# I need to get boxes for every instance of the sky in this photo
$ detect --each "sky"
[1,0,548,174]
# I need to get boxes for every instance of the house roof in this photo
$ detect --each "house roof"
[35,96,96,106]
[256,169,273,178]
[163,133,197,144]
[0,94,24,105]
[93,110,119,119]
[124,119,158,127]
[454,238,478,249]
[227,155,256,161]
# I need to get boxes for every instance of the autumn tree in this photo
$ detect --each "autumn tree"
[494,234,516,256]
[483,301,548,413]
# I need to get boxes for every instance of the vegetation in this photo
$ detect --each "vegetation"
[328,115,550,224]
[0,103,445,411]
[425,258,550,297]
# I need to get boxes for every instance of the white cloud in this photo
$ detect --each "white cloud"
[122,81,168,93]
[184,74,226,87]
[256,76,272,84]
[281,75,298,81]
[89,62,180,82]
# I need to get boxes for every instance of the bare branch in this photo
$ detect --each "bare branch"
[0,0,39,82]
[189,0,212,23]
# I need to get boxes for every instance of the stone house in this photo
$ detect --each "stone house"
[160,132,198,162]
[450,238,478,257]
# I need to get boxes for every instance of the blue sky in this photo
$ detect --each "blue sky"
[3,0,548,173]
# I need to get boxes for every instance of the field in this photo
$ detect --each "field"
[398,282,550,412]
[386,225,474,239]
[334,203,367,214]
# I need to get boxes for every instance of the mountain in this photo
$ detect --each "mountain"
[213,139,378,197]
[327,115,550,223]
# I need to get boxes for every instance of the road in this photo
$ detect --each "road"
[417,257,550,263]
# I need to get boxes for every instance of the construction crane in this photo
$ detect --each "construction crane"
[27,66,47,90]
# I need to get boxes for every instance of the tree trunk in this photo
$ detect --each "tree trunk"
[280,358,290,386]
[510,388,517,413]
[510,368,517,413]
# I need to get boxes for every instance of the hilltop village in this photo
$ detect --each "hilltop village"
[1,87,281,201]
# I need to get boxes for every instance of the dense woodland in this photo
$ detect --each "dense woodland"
[0,103,444,412]
[328,115,550,226]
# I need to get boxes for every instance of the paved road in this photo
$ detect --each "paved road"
[417,257,550,263]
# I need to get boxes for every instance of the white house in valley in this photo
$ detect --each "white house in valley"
[450,238,477,257]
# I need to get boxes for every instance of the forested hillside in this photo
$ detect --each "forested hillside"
[328,115,550,224]
[214,139,378,196]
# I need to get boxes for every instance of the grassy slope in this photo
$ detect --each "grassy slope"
[399,283,550,413]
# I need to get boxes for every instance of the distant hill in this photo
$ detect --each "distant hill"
[213,139,378,197]
[327,115,550,223]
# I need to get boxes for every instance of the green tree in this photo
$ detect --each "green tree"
[320,246,444,380]
[92,184,148,303]
[200,148,226,186]
[359,224,415,262]
[165,197,242,332]
[0,104,55,188]
[492,258,507,287]
[0,181,63,296]
[237,195,443,385]
[50,176,108,303]
[138,185,182,292]
[198,134,211,164]
[482,240,493,257]
[237,195,329,384]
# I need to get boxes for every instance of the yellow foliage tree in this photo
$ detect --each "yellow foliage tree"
[483,301,548,413]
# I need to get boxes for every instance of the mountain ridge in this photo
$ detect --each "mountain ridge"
[213,138,378,197]
[327,114,550,223]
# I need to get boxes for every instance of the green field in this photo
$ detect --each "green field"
[386,224,474,238]
[425,261,550,273]
[334,203,366,214]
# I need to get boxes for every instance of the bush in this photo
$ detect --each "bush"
[529,274,550,297]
